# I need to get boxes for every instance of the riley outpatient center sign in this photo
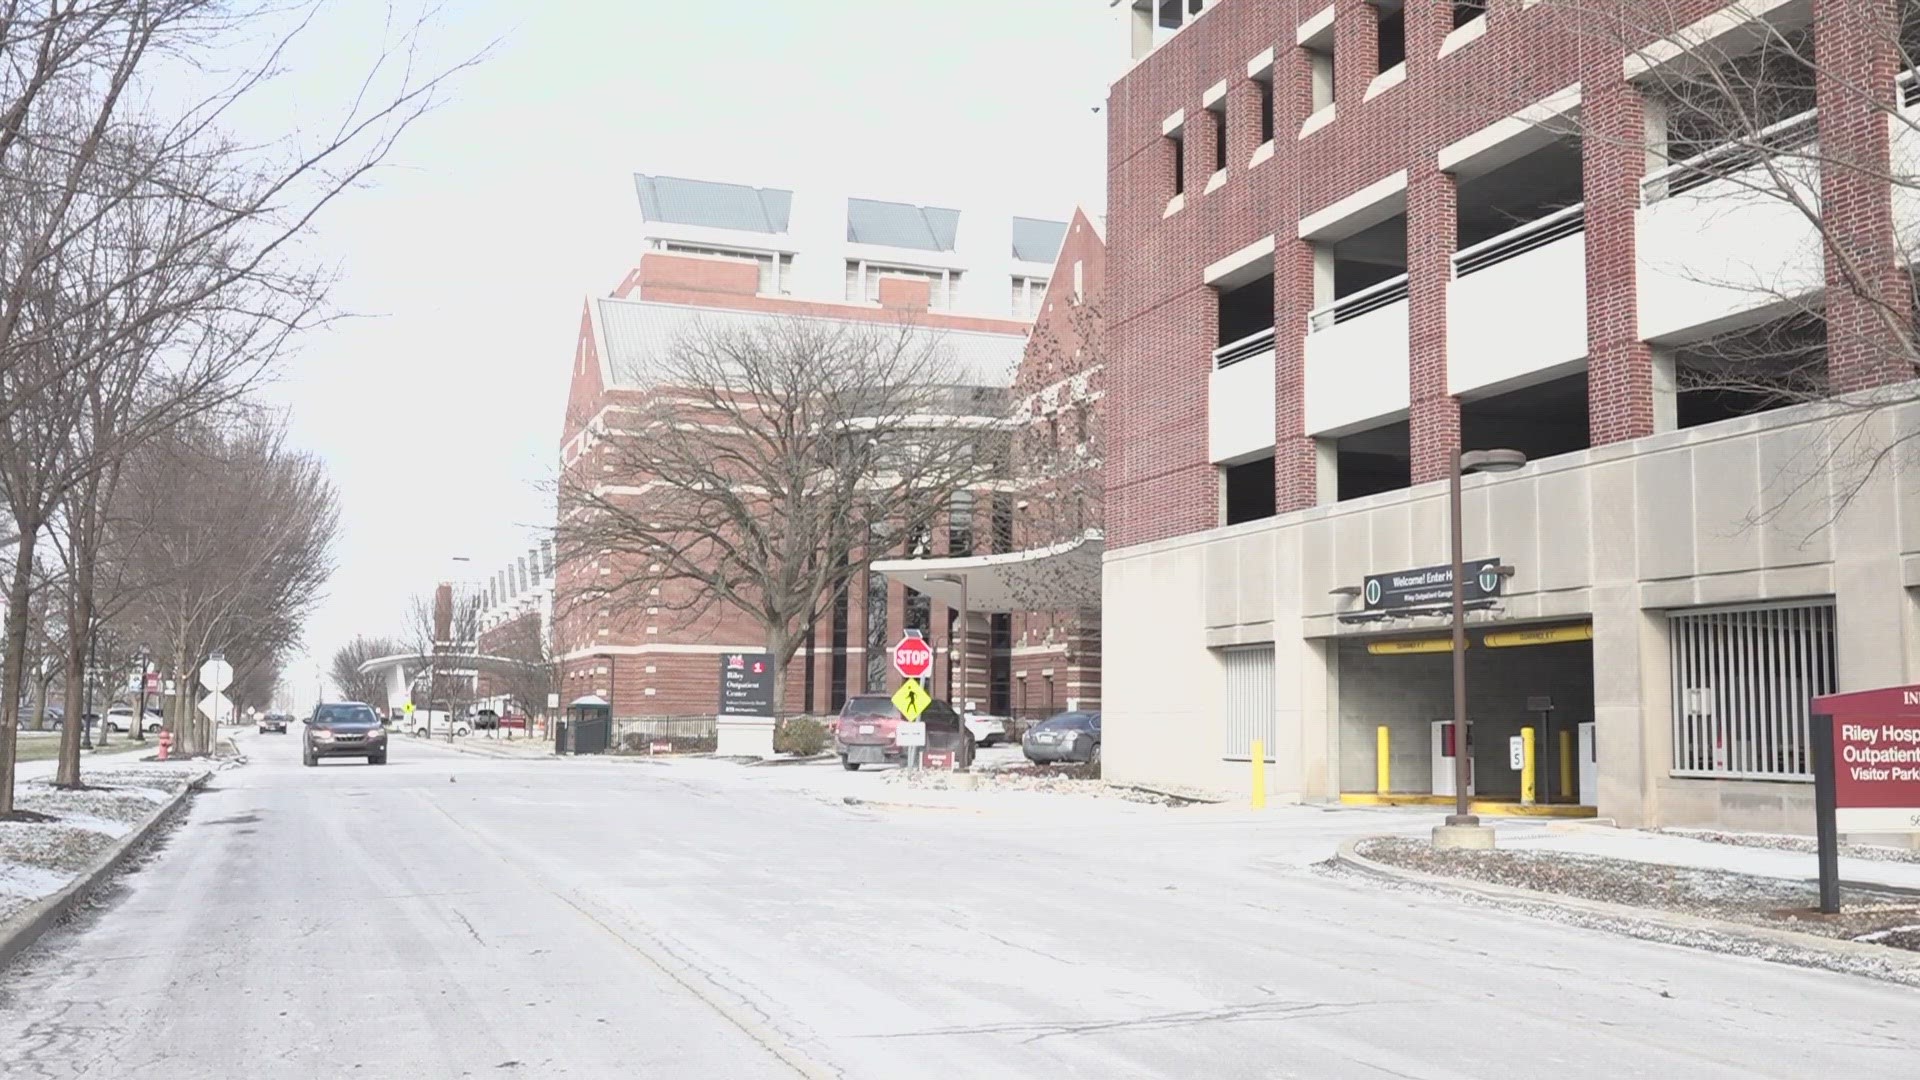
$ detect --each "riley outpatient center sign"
[1814,683,1920,833]
[1810,682,1920,912]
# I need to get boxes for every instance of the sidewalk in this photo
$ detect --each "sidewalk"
[1492,821,1920,892]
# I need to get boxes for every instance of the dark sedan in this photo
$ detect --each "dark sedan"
[1022,711,1101,766]
[303,702,388,766]
[257,712,291,734]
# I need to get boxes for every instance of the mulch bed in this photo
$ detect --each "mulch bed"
[1358,836,1920,952]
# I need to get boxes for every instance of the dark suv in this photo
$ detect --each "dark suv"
[304,702,388,766]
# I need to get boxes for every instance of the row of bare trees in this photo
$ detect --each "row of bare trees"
[0,1,474,813]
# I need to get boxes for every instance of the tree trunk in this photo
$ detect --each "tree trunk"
[0,534,41,817]
[55,633,85,787]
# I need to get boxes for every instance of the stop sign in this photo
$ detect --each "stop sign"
[892,634,934,680]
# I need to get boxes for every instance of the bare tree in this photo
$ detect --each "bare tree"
[329,635,401,707]
[404,587,482,727]
[998,292,1106,612]
[483,614,552,722]
[1531,0,1920,512]
[0,4,483,810]
[556,317,1005,717]
[111,412,338,766]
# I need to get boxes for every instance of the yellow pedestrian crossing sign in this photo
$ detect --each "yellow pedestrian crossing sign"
[403,702,414,715]
[891,679,931,722]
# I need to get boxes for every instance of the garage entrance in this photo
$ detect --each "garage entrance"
[1335,624,1595,805]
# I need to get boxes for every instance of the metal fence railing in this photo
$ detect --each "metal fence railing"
[610,717,719,755]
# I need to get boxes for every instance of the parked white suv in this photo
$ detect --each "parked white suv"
[105,705,163,734]
[962,713,1008,749]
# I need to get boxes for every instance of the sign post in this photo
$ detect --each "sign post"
[892,679,931,769]
[1810,683,1920,914]
[716,652,776,757]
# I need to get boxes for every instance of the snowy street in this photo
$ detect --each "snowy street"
[0,732,1914,1078]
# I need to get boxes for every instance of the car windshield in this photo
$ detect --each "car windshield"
[840,697,895,719]
[313,704,377,725]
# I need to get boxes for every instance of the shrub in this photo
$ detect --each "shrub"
[774,716,829,757]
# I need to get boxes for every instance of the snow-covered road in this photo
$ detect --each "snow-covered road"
[0,731,1913,1078]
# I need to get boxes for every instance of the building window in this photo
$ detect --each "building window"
[1223,455,1276,525]
[1208,101,1227,173]
[1302,25,1335,114]
[1012,276,1049,318]
[865,567,890,692]
[1255,70,1275,145]
[989,614,1012,716]
[948,491,975,556]
[1453,0,1487,27]
[1669,600,1836,781]
[1169,131,1185,195]
[1375,0,1406,73]
[904,588,931,636]
[991,494,1014,554]
[659,242,791,295]
[846,260,961,309]
[1220,645,1275,761]
[830,566,849,712]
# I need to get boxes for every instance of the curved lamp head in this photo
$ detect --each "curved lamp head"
[1459,448,1528,474]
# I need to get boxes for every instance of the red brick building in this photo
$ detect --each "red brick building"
[1102,0,1920,830]
[553,176,1069,721]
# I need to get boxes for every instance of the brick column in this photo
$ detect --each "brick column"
[1275,238,1319,511]
[1225,79,1262,171]
[1186,100,1217,191]
[1585,75,1655,444]
[1816,0,1913,392]
[1407,163,1460,484]
[1334,0,1380,106]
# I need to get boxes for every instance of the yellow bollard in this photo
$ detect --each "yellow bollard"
[1251,739,1266,810]
[1521,726,1537,806]
[1376,725,1390,794]
[1559,729,1574,804]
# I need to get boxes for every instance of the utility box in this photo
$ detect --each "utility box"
[1431,720,1475,797]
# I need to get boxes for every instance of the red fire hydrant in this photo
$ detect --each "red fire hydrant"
[158,730,172,761]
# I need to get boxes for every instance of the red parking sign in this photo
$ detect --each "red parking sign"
[892,634,933,680]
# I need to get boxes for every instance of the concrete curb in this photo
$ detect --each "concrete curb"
[1335,836,1920,973]
[0,771,210,972]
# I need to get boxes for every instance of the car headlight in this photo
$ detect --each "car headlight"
[312,730,333,741]
[367,727,386,739]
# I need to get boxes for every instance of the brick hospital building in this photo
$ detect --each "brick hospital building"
[553,175,1100,721]
[1100,0,1920,830]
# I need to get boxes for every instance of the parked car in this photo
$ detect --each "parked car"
[1022,710,1101,766]
[833,693,973,772]
[257,712,291,734]
[304,701,389,766]
[471,709,499,730]
[963,713,1007,749]
[104,705,164,734]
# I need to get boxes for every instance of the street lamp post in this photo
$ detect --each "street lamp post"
[1441,448,1527,840]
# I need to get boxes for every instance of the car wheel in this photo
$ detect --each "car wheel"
[841,757,860,772]
[369,752,386,765]
[1089,741,1101,768]
[303,748,316,767]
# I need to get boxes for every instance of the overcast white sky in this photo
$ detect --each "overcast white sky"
[248,2,1112,704]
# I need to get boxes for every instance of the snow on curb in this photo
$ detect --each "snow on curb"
[0,764,216,972]
[1333,836,1920,985]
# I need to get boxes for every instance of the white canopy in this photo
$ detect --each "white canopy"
[871,531,1102,613]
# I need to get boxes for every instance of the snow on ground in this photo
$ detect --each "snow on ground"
[0,762,211,922]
